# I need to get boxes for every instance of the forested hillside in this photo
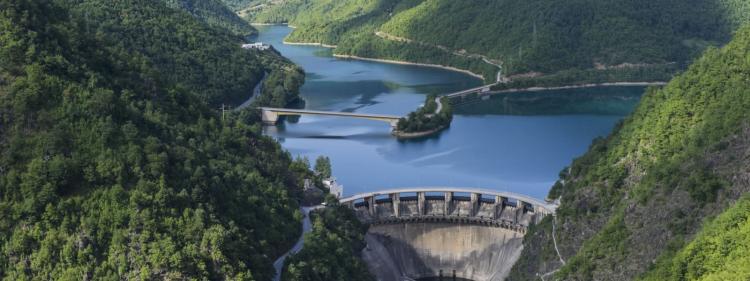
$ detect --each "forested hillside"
[62,0,303,107]
[282,203,375,281]
[235,0,750,86]
[221,0,263,13]
[508,26,750,280]
[162,0,257,37]
[0,0,310,279]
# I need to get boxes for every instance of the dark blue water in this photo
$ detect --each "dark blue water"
[253,25,644,199]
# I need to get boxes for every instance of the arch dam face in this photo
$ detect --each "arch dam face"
[340,187,556,281]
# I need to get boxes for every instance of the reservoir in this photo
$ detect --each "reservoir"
[253,25,644,199]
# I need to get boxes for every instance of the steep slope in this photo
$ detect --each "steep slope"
[236,0,749,86]
[0,0,310,279]
[163,0,257,37]
[640,196,750,280]
[508,26,750,280]
[222,0,264,12]
[61,0,303,107]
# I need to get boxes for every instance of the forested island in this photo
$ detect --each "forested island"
[394,95,453,138]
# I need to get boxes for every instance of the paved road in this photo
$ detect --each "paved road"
[238,72,266,110]
[434,96,443,114]
[272,205,324,281]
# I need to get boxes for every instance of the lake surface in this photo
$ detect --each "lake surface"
[252,25,644,199]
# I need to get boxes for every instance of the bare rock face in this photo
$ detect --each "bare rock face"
[362,223,524,281]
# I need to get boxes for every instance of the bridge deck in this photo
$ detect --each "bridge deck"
[260,107,400,120]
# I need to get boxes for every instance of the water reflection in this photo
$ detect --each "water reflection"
[254,25,644,199]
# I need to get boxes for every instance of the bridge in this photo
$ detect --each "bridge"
[340,187,556,233]
[260,107,401,128]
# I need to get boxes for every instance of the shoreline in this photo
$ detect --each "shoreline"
[488,81,668,95]
[270,26,669,96]
[282,40,338,48]
[392,125,448,139]
[279,36,486,80]
[333,54,486,80]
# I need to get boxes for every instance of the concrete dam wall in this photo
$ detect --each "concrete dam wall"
[362,222,524,281]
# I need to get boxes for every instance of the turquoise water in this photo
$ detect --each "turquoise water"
[253,25,644,199]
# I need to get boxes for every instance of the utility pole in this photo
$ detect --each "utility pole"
[221,104,225,121]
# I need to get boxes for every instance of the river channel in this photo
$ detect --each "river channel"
[253,25,645,199]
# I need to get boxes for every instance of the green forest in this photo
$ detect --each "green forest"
[0,0,312,279]
[281,203,374,281]
[231,0,750,86]
[163,0,258,37]
[62,0,304,108]
[509,25,750,280]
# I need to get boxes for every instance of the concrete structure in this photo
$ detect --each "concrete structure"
[444,85,494,105]
[322,177,344,199]
[363,223,524,281]
[342,187,557,281]
[259,107,401,129]
[341,187,555,232]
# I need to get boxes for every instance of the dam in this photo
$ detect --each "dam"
[341,188,555,281]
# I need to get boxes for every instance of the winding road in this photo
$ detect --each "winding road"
[272,205,324,281]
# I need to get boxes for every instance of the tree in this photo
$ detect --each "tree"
[314,156,332,178]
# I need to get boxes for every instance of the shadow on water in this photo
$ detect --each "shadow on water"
[266,124,394,141]
[301,80,400,111]
[417,276,473,281]
[410,82,478,96]
[455,86,646,116]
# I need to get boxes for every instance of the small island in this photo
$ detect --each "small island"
[393,94,453,138]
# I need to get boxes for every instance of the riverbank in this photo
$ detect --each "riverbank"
[282,40,338,48]
[333,54,485,80]
[392,125,448,139]
[488,81,668,95]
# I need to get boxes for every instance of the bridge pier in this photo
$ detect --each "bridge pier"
[444,192,453,215]
[493,195,504,219]
[470,193,480,217]
[366,196,376,218]
[417,192,426,216]
[260,109,279,125]
[391,193,400,217]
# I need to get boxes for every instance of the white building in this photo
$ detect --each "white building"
[322,177,344,199]
[242,42,271,51]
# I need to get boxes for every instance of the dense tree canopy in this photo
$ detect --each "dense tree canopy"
[0,0,311,279]
[510,25,750,280]
[58,0,303,108]
[235,0,750,86]
[281,204,374,281]
[163,0,258,36]
[396,94,452,133]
